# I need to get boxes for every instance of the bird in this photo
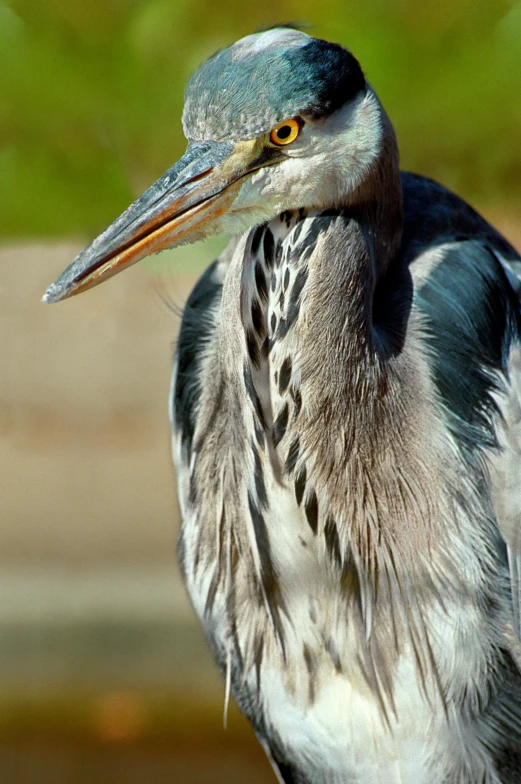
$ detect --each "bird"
[43,26,521,784]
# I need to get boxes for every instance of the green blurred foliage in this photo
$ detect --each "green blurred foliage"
[0,0,520,238]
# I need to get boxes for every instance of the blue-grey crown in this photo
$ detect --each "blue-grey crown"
[182,29,366,142]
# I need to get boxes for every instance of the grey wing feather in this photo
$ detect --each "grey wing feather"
[482,246,521,642]
[490,342,521,640]
[404,181,521,641]
[489,247,521,641]
[171,235,239,458]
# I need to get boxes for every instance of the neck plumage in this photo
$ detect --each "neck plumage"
[344,101,404,282]
[303,109,406,374]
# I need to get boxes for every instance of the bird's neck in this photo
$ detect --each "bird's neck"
[278,110,406,368]
[234,96,407,432]
[340,102,403,282]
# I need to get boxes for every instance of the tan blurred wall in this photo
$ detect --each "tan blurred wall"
[1,242,191,566]
[0,242,218,696]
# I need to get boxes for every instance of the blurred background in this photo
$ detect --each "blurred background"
[1,0,520,781]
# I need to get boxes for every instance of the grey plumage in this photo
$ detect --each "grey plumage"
[173,195,521,782]
[183,34,365,141]
[44,27,521,784]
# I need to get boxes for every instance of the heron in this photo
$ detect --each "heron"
[44,27,521,783]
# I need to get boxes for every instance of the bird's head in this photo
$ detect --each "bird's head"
[44,27,390,303]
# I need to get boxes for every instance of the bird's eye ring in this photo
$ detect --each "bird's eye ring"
[270,118,301,146]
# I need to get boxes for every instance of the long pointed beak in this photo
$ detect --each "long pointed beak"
[43,139,255,303]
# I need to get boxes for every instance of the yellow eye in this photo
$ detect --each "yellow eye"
[270,118,301,146]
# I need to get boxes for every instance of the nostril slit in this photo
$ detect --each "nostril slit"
[186,167,213,185]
